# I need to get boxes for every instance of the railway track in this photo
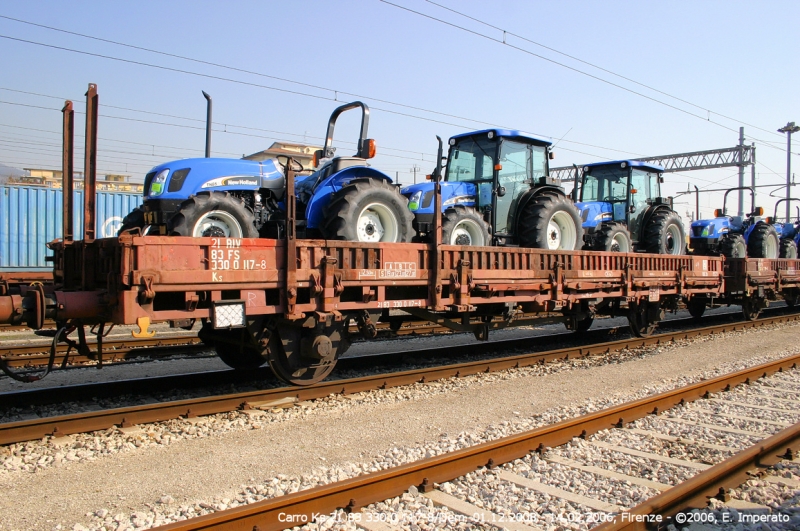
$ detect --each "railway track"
[1,312,798,448]
[0,321,450,370]
[147,353,800,531]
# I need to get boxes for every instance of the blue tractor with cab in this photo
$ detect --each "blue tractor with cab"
[575,161,685,254]
[119,101,414,243]
[689,187,778,259]
[401,129,583,250]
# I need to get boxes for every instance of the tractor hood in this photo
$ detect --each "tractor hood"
[143,157,284,200]
[575,201,613,229]
[690,217,732,239]
[401,181,480,215]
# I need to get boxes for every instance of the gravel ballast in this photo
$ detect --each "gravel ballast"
[1,319,799,530]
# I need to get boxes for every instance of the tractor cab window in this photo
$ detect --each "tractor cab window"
[446,137,496,183]
[581,165,629,221]
[495,140,545,234]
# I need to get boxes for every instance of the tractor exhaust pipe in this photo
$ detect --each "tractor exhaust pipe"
[202,91,212,158]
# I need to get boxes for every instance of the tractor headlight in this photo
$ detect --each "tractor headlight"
[408,191,422,211]
[701,223,715,237]
[594,212,612,221]
[148,169,169,197]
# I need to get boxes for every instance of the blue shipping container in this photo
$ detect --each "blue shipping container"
[0,185,142,271]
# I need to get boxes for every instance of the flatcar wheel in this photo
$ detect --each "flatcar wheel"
[628,302,658,338]
[686,298,706,319]
[267,322,348,386]
[741,297,762,321]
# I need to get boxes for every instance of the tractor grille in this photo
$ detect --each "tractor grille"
[143,171,156,195]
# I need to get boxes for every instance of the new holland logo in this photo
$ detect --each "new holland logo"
[201,176,259,188]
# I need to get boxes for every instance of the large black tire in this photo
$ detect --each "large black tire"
[780,238,798,259]
[720,233,747,258]
[747,223,779,259]
[322,178,414,243]
[199,325,268,369]
[686,298,706,319]
[441,206,491,246]
[592,222,632,252]
[118,205,146,235]
[169,192,258,238]
[517,192,583,250]
[643,210,685,255]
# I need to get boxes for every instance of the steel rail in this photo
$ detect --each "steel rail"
[149,354,800,531]
[1,313,798,447]
[0,335,204,367]
[0,322,446,369]
[595,423,800,530]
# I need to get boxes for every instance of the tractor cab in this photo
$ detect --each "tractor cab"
[576,161,684,254]
[403,129,582,249]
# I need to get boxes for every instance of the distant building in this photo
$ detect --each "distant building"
[243,141,321,174]
[8,168,144,193]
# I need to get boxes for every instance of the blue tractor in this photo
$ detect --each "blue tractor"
[575,161,685,254]
[689,187,778,259]
[119,101,414,243]
[401,130,583,250]
[766,198,800,259]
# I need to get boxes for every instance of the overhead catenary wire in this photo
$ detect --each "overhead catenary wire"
[421,0,787,141]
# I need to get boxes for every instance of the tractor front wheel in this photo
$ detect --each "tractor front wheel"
[441,206,491,246]
[720,233,747,258]
[747,223,779,259]
[780,238,798,259]
[169,192,258,238]
[593,222,632,252]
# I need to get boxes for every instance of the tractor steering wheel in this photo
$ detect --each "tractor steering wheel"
[275,155,304,174]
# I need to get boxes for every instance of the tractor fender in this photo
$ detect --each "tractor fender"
[512,185,567,236]
[305,166,394,229]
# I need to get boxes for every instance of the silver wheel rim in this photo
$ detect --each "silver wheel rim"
[734,241,746,257]
[192,210,243,238]
[665,224,683,255]
[547,211,577,250]
[450,219,486,246]
[765,234,778,259]
[611,232,630,253]
[356,203,399,243]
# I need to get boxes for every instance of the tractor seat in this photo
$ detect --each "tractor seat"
[329,157,367,173]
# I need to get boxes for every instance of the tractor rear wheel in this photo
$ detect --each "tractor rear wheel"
[118,205,146,235]
[747,223,779,259]
[441,206,491,246]
[720,233,747,258]
[593,222,632,252]
[643,210,685,255]
[322,178,414,243]
[780,238,798,259]
[517,192,583,250]
[169,192,258,238]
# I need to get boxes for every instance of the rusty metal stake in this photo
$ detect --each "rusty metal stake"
[61,100,74,242]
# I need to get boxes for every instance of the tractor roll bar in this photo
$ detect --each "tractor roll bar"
[320,101,371,160]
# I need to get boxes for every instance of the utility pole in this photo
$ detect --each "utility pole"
[778,121,799,221]
[737,127,745,217]
[411,164,420,184]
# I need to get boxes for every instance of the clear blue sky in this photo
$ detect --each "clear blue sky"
[0,0,798,221]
